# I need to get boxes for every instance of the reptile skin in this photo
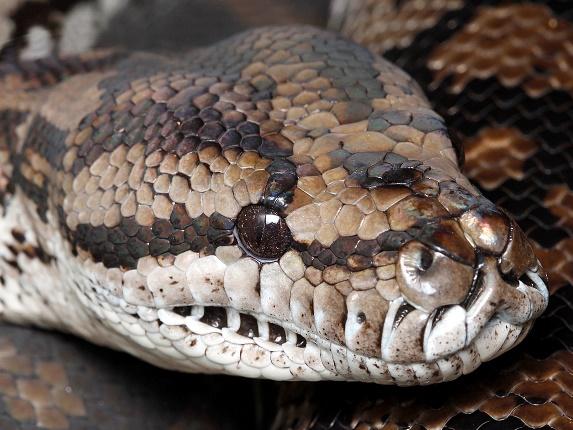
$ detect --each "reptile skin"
[271,1,573,429]
[0,17,549,387]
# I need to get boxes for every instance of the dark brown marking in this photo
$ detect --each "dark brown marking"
[72,212,235,270]
[268,323,287,344]
[237,314,259,339]
[200,306,227,329]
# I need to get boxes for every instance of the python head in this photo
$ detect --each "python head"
[0,26,548,385]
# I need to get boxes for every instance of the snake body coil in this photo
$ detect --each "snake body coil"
[0,26,548,384]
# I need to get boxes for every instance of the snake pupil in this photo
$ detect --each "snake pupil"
[236,205,292,260]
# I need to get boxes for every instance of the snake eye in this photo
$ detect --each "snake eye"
[236,205,292,260]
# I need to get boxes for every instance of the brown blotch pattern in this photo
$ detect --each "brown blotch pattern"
[0,337,86,429]
[427,4,573,97]
[537,185,573,289]
[464,127,538,191]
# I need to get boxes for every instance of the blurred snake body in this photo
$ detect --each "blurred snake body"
[0,25,548,385]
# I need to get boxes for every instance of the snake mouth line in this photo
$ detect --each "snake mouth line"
[151,303,534,384]
[161,305,308,348]
[148,267,546,384]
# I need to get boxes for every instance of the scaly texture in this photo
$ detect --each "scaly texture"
[0,24,547,386]
[271,0,573,428]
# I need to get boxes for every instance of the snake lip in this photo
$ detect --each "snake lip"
[421,261,548,365]
[497,268,549,324]
[150,259,548,385]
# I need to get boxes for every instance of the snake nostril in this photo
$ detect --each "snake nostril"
[418,248,433,271]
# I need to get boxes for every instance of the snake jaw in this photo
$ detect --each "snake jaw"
[50,165,551,385]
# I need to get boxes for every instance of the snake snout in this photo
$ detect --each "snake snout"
[385,202,549,368]
[457,204,549,330]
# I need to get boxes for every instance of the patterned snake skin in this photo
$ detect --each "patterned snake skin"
[0,20,550,385]
[0,0,564,428]
[272,1,573,429]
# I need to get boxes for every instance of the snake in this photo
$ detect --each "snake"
[273,2,573,429]
[0,1,552,390]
